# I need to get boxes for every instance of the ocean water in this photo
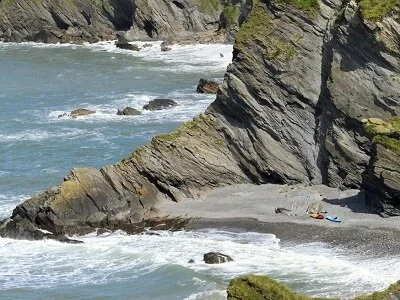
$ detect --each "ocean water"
[0,42,399,299]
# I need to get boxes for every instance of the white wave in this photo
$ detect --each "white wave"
[47,92,216,125]
[0,229,399,299]
[1,40,233,73]
[0,128,88,142]
[0,194,29,218]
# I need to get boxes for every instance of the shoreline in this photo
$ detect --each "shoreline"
[157,183,400,256]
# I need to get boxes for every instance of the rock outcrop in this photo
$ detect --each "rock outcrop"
[197,78,219,94]
[0,0,399,241]
[117,107,141,116]
[362,117,400,216]
[143,99,178,110]
[227,275,400,300]
[0,0,252,43]
[204,252,233,264]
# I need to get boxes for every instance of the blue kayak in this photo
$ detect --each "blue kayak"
[326,215,342,223]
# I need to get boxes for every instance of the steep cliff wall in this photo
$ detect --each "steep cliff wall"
[0,0,251,43]
[0,0,399,241]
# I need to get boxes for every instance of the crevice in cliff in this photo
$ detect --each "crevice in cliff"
[109,0,134,30]
[314,18,338,186]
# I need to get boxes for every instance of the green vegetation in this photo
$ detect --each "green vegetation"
[359,0,400,21]
[227,275,400,300]
[196,0,222,13]
[223,4,241,27]
[154,114,220,142]
[276,0,320,18]
[355,280,400,299]
[227,275,322,300]
[363,116,400,154]
[235,2,297,63]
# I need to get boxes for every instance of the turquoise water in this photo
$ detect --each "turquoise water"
[1,42,400,300]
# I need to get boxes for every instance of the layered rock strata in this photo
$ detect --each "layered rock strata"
[0,0,399,241]
[0,0,252,43]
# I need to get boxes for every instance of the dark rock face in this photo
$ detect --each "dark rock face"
[1,1,399,241]
[115,41,140,51]
[143,99,178,111]
[117,107,141,116]
[204,252,233,264]
[364,144,400,216]
[197,79,219,94]
[0,0,252,43]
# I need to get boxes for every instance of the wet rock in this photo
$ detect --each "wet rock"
[117,107,141,116]
[69,108,96,118]
[160,41,172,52]
[204,252,233,264]
[188,259,195,263]
[196,79,219,94]
[143,99,178,111]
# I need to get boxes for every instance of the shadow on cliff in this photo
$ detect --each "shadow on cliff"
[322,190,377,214]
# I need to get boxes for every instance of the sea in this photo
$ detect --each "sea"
[0,41,399,299]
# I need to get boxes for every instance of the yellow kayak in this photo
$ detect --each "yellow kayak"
[310,213,324,219]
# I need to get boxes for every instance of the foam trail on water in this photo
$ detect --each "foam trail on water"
[0,229,399,299]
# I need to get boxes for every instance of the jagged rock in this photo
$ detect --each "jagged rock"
[0,0,252,43]
[117,107,141,116]
[188,259,195,263]
[363,116,400,216]
[143,99,178,111]
[196,79,219,94]
[204,252,233,264]
[115,41,140,51]
[1,1,399,241]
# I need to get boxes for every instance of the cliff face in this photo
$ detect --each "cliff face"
[0,0,251,43]
[0,0,399,241]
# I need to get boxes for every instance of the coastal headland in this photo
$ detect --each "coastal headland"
[0,0,399,297]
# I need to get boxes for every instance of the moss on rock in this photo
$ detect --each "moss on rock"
[235,1,298,63]
[363,116,400,154]
[359,0,400,21]
[227,275,400,300]
[276,0,320,18]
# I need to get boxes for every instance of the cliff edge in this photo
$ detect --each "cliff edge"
[0,0,399,241]
[0,0,252,43]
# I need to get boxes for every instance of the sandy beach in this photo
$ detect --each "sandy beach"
[157,183,400,255]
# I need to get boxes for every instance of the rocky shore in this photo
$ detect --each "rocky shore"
[0,0,252,43]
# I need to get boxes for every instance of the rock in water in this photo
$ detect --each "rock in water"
[143,99,178,111]
[196,79,219,94]
[160,41,172,52]
[204,252,233,264]
[117,107,141,116]
[69,108,95,118]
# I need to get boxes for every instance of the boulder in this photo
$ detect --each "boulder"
[117,107,141,116]
[115,35,140,51]
[160,41,172,52]
[196,79,219,94]
[69,108,96,118]
[203,252,233,264]
[143,99,178,111]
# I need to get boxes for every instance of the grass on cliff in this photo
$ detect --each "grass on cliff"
[235,1,298,63]
[276,0,320,18]
[227,275,400,300]
[197,0,222,13]
[364,116,400,154]
[359,0,400,21]
[223,4,241,27]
